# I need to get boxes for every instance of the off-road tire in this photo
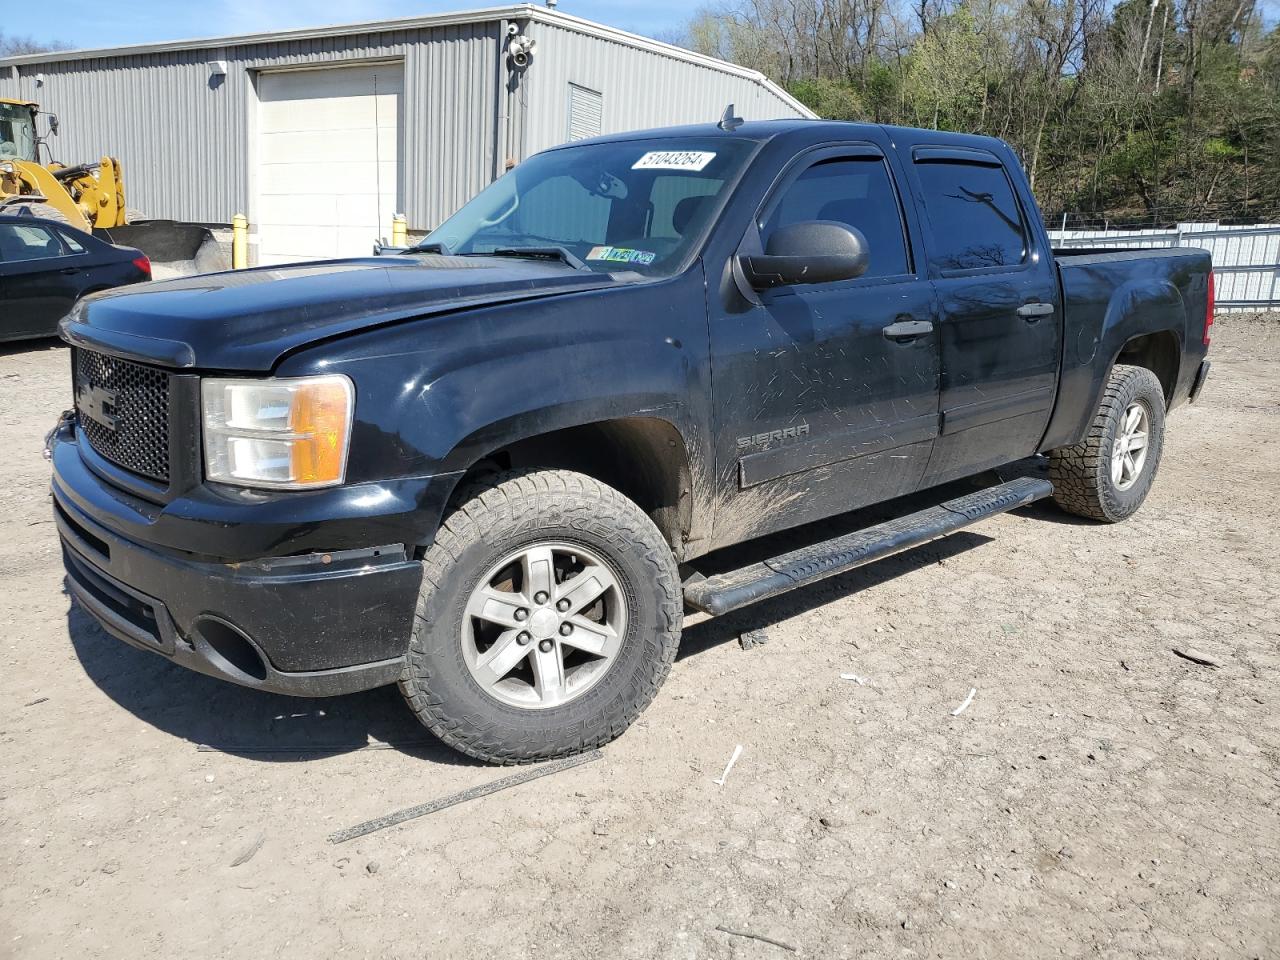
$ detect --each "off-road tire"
[399,469,682,764]
[5,201,74,227]
[1049,363,1166,522]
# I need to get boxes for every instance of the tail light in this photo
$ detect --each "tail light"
[1203,271,1214,346]
[132,254,152,278]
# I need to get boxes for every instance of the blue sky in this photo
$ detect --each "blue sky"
[6,1,692,51]
[13,0,1276,52]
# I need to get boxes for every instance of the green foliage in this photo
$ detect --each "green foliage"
[1203,137,1242,159]
[791,78,865,119]
[686,0,1280,221]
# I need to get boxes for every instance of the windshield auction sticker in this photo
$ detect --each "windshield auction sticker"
[587,246,657,265]
[632,151,716,172]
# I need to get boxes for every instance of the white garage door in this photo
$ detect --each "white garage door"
[255,64,402,265]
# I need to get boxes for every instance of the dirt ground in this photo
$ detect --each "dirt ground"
[1,316,1277,960]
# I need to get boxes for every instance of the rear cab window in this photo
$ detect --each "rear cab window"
[912,151,1028,272]
[0,223,71,263]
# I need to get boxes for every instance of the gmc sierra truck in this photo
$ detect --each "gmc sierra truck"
[48,120,1213,764]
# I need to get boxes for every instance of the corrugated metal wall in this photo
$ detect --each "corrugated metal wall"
[0,14,810,234]
[519,21,809,156]
[1050,222,1280,311]
[0,23,500,230]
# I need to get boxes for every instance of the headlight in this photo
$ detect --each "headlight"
[201,375,354,489]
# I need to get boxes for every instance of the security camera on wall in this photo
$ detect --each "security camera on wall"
[507,33,537,69]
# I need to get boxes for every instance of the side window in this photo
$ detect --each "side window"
[914,160,1026,271]
[763,157,910,279]
[60,230,87,254]
[0,223,67,263]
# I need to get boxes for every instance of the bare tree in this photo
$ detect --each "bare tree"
[0,31,73,58]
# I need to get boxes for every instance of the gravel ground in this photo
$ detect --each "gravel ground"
[1,315,1277,959]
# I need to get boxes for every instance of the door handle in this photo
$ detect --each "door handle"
[59,267,80,275]
[1017,302,1055,320]
[882,319,934,342]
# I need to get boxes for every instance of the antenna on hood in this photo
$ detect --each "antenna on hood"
[718,104,744,132]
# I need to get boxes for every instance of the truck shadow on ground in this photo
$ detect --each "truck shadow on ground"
[0,337,64,359]
[64,598,480,766]
[678,460,1076,654]
[679,530,995,661]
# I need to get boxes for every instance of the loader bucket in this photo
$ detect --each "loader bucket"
[97,221,229,277]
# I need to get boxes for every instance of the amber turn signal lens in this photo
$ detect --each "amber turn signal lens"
[288,379,352,486]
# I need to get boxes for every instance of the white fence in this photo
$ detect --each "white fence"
[1049,222,1280,313]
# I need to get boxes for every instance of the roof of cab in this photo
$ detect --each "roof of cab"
[546,118,1012,155]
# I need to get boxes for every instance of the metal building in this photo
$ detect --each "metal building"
[0,4,812,264]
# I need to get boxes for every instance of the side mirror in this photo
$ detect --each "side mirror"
[45,113,59,136]
[740,221,869,289]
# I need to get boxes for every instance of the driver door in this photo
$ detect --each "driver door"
[706,144,941,548]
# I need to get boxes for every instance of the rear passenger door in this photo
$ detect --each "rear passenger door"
[904,144,1061,486]
[706,143,939,547]
[0,222,85,340]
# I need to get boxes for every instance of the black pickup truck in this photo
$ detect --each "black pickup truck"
[48,120,1212,764]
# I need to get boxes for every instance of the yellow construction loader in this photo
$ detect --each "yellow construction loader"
[1,98,222,272]
[0,97,126,231]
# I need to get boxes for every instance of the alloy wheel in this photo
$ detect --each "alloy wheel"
[1111,401,1150,491]
[460,541,627,709]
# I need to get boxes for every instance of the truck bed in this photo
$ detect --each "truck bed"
[1052,246,1205,263]
[1041,245,1212,451]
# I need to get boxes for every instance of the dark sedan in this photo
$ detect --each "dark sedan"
[0,215,150,342]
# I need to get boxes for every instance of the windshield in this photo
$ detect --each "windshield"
[0,103,36,162]
[424,137,756,277]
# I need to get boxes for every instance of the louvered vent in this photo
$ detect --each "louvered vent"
[567,83,603,142]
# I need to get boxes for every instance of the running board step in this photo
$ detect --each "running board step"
[684,476,1053,617]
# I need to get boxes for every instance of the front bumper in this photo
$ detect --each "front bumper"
[50,422,450,697]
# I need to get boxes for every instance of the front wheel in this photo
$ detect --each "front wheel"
[399,469,682,764]
[1049,363,1166,522]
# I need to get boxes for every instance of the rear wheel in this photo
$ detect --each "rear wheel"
[1049,363,1166,522]
[4,200,75,227]
[399,469,682,764]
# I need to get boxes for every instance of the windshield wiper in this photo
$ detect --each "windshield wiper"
[410,241,450,254]
[485,246,590,271]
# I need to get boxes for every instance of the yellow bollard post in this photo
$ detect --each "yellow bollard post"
[232,213,248,269]
[392,214,408,248]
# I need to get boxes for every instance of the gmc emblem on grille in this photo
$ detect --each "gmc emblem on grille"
[77,384,120,431]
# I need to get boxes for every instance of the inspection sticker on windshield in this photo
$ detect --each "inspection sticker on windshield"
[587,246,656,266]
[632,151,716,172]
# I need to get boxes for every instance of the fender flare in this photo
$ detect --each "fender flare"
[433,403,708,554]
[1042,275,1188,451]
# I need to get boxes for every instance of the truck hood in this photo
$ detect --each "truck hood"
[60,255,619,371]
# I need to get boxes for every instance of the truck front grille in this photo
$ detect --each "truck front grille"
[73,348,171,483]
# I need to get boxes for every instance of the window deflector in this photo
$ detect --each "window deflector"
[911,145,1003,166]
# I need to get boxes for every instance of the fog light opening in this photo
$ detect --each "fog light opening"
[193,617,269,682]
